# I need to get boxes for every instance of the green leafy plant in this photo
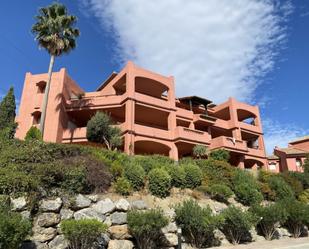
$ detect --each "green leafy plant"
[183,164,203,188]
[206,184,233,203]
[61,219,107,249]
[25,126,42,141]
[0,210,32,249]
[209,149,230,162]
[192,145,207,159]
[148,168,171,198]
[86,112,122,150]
[251,203,287,240]
[124,162,145,190]
[113,177,132,196]
[175,200,222,247]
[165,165,186,188]
[127,209,168,249]
[221,206,257,244]
[298,189,309,203]
[268,176,295,201]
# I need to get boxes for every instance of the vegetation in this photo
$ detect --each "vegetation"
[31,2,80,136]
[209,149,230,162]
[192,144,207,159]
[206,184,233,203]
[113,177,132,196]
[174,200,222,248]
[127,209,168,249]
[252,203,287,240]
[124,162,145,191]
[86,112,122,150]
[183,164,203,188]
[25,126,42,141]
[148,168,171,198]
[221,206,257,244]
[61,219,107,249]
[298,189,309,203]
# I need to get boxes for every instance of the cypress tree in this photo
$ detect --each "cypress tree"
[0,87,17,138]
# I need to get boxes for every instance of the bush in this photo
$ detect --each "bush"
[283,199,309,238]
[113,177,132,196]
[25,126,42,141]
[234,184,263,206]
[206,184,233,203]
[61,219,107,249]
[251,203,287,240]
[258,182,276,201]
[183,164,202,188]
[110,162,124,179]
[0,210,32,249]
[124,162,145,190]
[164,165,186,188]
[133,155,173,174]
[127,209,168,249]
[192,145,207,159]
[209,149,230,162]
[298,189,309,203]
[174,200,222,248]
[148,168,171,198]
[281,172,304,196]
[268,176,295,201]
[221,206,257,244]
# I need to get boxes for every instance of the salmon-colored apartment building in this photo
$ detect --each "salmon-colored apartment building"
[16,61,268,170]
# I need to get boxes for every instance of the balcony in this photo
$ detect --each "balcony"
[134,92,173,110]
[193,114,217,125]
[247,147,265,157]
[210,136,248,152]
[134,124,170,139]
[174,126,211,144]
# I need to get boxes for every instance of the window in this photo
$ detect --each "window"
[32,111,41,125]
[296,159,302,168]
[36,81,47,94]
[269,163,277,170]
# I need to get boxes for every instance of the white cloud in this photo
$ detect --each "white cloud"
[263,119,309,155]
[81,0,292,103]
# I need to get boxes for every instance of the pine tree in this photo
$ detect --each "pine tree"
[0,87,17,138]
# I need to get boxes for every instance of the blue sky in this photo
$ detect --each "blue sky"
[0,0,308,153]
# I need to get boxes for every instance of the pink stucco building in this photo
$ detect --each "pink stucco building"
[267,136,309,173]
[16,61,268,169]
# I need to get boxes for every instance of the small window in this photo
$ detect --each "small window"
[269,163,277,170]
[32,112,41,125]
[296,159,302,168]
[36,81,47,94]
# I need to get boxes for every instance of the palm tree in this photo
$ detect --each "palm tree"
[31,2,80,136]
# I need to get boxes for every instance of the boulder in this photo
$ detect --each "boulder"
[74,194,91,209]
[60,208,74,220]
[131,200,147,210]
[108,225,131,239]
[213,229,230,246]
[161,233,178,247]
[32,226,57,242]
[115,199,130,211]
[20,210,31,219]
[162,222,177,234]
[48,235,69,249]
[93,198,116,214]
[104,215,112,227]
[98,233,110,248]
[111,212,127,225]
[11,196,27,211]
[88,194,99,203]
[40,198,62,212]
[74,207,106,222]
[37,213,61,227]
[276,227,291,238]
[108,240,133,249]
[21,241,49,249]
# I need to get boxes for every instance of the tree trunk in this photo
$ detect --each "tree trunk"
[39,54,55,137]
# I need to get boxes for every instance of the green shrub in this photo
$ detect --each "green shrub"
[288,172,309,189]
[251,203,287,240]
[25,126,42,141]
[221,206,257,244]
[174,200,222,248]
[110,162,124,179]
[207,184,233,203]
[234,183,263,206]
[268,176,295,201]
[183,164,202,188]
[133,155,173,174]
[164,165,186,188]
[192,145,207,159]
[61,219,107,249]
[0,195,10,210]
[298,189,309,203]
[0,210,32,249]
[258,182,276,201]
[281,172,304,196]
[209,149,230,162]
[283,199,309,238]
[124,162,145,190]
[148,168,171,198]
[113,177,132,196]
[127,209,168,249]
[303,154,309,174]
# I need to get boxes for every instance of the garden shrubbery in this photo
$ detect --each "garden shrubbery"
[124,162,145,191]
[148,168,171,198]
[206,184,233,203]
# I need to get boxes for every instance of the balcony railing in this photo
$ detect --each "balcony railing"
[174,126,210,143]
[210,136,248,152]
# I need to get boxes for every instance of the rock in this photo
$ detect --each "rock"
[162,233,178,247]
[131,200,147,210]
[164,209,176,219]
[20,210,31,219]
[60,208,74,220]
[37,213,61,227]
[276,227,291,238]
[88,194,99,203]
[249,228,265,242]
[75,194,91,209]
[11,196,27,211]
[32,226,57,242]
[214,229,230,246]
[115,199,130,211]
[48,235,69,249]
[108,240,133,249]
[74,207,106,222]
[40,198,62,212]
[111,212,127,225]
[93,198,116,214]
[162,222,177,234]
[302,225,309,237]
[98,233,110,248]
[108,225,131,239]
[182,243,196,249]
[21,241,49,249]
[104,215,112,227]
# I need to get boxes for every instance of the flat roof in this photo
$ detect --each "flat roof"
[289,135,309,144]
[178,96,212,106]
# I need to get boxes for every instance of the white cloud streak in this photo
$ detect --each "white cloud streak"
[81,0,292,103]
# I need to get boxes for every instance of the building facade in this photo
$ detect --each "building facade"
[267,136,309,173]
[16,61,267,169]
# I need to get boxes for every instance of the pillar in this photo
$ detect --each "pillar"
[169,144,179,162]
[238,155,245,169]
